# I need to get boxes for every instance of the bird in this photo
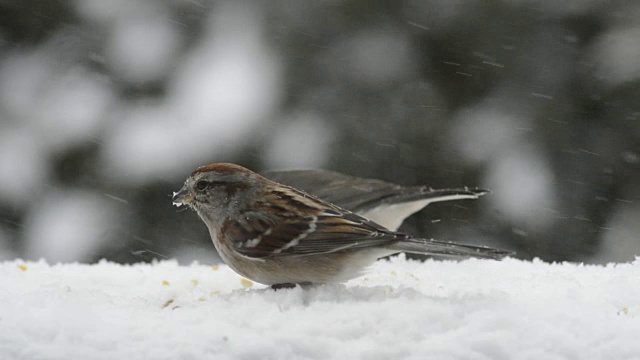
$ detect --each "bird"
[262,168,489,231]
[172,163,513,289]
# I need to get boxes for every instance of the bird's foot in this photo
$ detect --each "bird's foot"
[271,283,297,290]
[271,282,312,290]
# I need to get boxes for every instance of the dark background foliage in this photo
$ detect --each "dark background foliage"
[0,0,638,264]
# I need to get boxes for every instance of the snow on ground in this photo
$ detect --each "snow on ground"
[1,255,639,360]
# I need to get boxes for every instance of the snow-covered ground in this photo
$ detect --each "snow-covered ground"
[2,255,639,360]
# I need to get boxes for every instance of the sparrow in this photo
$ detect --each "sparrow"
[173,163,512,289]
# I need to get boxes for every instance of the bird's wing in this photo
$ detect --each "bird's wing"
[223,210,407,258]
[222,209,513,260]
[220,185,407,258]
[262,169,488,213]
[262,169,403,211]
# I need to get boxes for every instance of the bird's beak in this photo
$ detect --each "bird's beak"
[172,186,193,207]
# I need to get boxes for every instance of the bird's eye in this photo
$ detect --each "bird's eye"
[195,180,209,191]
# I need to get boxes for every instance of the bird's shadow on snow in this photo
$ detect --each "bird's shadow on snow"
[217,283,500,310]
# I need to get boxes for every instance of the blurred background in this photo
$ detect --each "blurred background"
[0,0,638,265]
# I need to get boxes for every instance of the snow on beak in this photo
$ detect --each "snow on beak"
[172,186,193,207]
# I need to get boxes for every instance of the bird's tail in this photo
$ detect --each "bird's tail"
[387,238,513,260]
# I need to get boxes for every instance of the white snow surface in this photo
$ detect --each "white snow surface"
[2,255,639,360]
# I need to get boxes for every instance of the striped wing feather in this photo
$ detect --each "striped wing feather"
[222,186,406,258]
